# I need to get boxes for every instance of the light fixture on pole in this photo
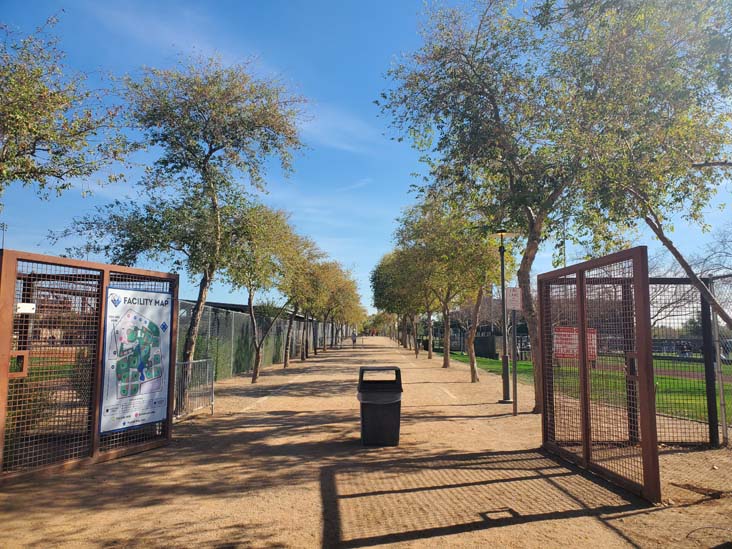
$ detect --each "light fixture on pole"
[490,228,518,403]
[0,222,7,249]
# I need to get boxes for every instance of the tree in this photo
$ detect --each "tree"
[381,0,732,408]
[371,249,424,355]
[380,3,581,403]
[279,236,323,368]
[225,203,299,383]
[553,0,732,329]
[310,261,350,352]
[396,194,503,382]
[123,57,304,364]
[0,17,125,206]
[51,184,239,286]
[322,266,364,349]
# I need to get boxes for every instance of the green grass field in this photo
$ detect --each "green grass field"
[442,351,732,424]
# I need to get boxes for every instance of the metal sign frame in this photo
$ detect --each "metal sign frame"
[0,249,178,482]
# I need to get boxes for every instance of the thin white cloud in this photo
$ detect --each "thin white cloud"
[82,2,277,76]
[335,177,373,192]
[301,104,384,154]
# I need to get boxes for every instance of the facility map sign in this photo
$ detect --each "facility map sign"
[100,288,173,433]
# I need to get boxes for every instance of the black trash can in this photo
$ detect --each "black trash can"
[358,366,402,446]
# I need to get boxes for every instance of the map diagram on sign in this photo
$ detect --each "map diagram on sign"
[108,310,165,398]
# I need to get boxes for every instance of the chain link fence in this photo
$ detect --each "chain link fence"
[176,301,329,382]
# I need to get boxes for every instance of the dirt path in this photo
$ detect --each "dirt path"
[1,337,731,548]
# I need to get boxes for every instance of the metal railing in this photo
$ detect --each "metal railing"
[173,359,214,421]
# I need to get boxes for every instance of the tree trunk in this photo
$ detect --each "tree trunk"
[248,291,262,383]
[468,287,483,383]
[427,311,433,359]
[182,269,213,363]
[442,305,451,368]
[518,219,545,413]
[412,315,420,358]
[253,345,263,384]
[284,304,298,368]
[248,291,263,384]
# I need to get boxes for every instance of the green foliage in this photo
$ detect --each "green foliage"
[225,204,297,296]
[394,194,504,312]
[124,57,304,192]
[381,0,732,265]
[0,17,126,205]
[381,0,732,401]
[52,56,306,363]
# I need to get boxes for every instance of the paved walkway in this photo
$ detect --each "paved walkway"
[1,337,731,548]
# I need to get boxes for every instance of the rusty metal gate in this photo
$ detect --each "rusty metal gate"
[538,247,661,502]
[0,250,178,480]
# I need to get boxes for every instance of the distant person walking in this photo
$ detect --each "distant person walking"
[351,331,357,348]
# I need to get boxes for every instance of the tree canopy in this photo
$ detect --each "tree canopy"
[0,17,125,205]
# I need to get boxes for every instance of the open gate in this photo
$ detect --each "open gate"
[0,250,178,480]
[538,247,661,502]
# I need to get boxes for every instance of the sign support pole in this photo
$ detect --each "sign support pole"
[512,308,518,416]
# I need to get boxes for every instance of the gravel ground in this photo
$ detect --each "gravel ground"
[1,336,730,548]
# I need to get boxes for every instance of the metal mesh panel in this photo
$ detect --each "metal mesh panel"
[539,248,660,501]
[173,358,214,419]
[2,260,102,472]
[711,277,732,442]
[98,272,171,453]
[649,281,710,444]
[585,261,644,487]
[542,275,582,460]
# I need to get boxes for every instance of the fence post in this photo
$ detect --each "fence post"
[633,246,661,503]
[700,285,720,447]
[710,280,729,446]
[0,251,18,471]
[622,282,640,444]
[538,279,553,447]
[576,271,592,467]
[210,358,215,415]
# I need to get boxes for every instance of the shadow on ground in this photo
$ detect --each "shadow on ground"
[318,448,654,548]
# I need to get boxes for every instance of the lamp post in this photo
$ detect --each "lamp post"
[0,222,6,249]
[491,228,518,403]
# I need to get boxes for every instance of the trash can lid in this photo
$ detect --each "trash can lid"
[358,366,402,393]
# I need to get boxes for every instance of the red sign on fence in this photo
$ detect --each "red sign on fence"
[553,326,597,360]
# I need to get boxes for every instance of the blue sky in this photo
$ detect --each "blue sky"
[2,1,731,312]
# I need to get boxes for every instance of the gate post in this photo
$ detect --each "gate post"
[90,269,110,458]
[576,271,592,467]
[538,280,554,446]
[0,251,18,472]
[700,284,720,447]
[633,247,661,503]
[622,283,640,444]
